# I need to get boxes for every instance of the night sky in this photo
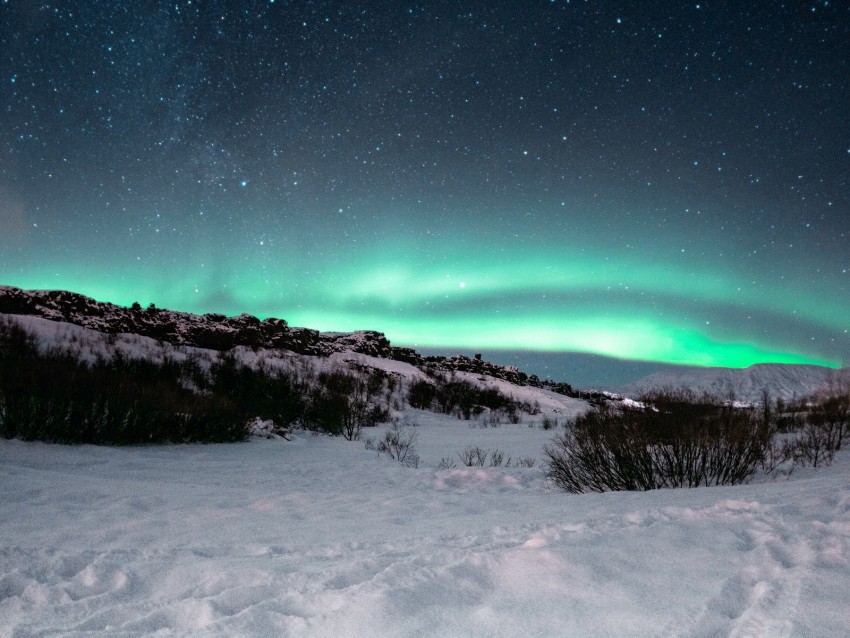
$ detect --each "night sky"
[2,1,849,374]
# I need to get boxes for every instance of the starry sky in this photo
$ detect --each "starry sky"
[2,0,849,378]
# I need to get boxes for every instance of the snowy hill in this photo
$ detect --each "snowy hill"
[2,290,850,635]
[615,363,849,404]
[0,285,583,397]
[0,285,390,357]
[0,312,590,435]
[4,285,843,405]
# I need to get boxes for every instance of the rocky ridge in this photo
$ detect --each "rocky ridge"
[0,285,582,397]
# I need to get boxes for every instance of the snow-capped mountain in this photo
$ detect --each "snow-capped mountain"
[615,363,849,404]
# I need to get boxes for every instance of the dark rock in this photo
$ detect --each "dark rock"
[0,285,585,397]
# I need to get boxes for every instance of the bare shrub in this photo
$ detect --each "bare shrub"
[761,436,806,477]
[545,391,774,493]
[437,456,457,469]
[807,393,849,454]
[304,369,387,440]
[778,383,850,468]
[458,446,489,467]
[377,424,419,467]
[796,419,836,467]
[489,449,508,467]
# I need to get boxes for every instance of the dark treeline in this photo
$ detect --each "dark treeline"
[0,319,533,445]
[407,376,534,422]
[0,319,246,444]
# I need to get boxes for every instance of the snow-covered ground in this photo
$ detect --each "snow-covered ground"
[616,363,849,404]
[2,419,849,637]
[2,313,849,635]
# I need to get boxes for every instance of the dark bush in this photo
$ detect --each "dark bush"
[303,369,387,439]
[545,391,775,493]
[0,319,248,444]
[808,393,849,453]
[789,390,850,467]
[210,352,305,426]
[410,374,527,421]
[407,379,436,410]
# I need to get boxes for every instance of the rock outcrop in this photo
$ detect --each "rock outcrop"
[0,285,589,396]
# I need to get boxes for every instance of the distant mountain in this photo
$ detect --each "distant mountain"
[615,363,849,404]
[416,348,694,389]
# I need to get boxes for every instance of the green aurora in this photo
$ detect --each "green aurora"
[5,233,845,369]
[3,1,848,374]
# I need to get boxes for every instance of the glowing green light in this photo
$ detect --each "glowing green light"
[3,227,845,370]
[289,309,833,368]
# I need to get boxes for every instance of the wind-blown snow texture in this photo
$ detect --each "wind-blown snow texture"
[2,309,849,636]
[2,431,849,637]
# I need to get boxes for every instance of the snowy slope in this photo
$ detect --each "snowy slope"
[615,363,849,403]
[1,431,849,637]
[0,313,589,425]
[0,286,542,386]
[2,312,849,635]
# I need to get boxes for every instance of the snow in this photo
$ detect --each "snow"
[3,312,850,635]
[326,351,430,381]
[2,425,849,637]
[3,314,215,368]
[450,370,588,418]
[617,363,850,404]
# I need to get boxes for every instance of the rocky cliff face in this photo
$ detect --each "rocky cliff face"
[0,285,584,395]
[0,286,393,358]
